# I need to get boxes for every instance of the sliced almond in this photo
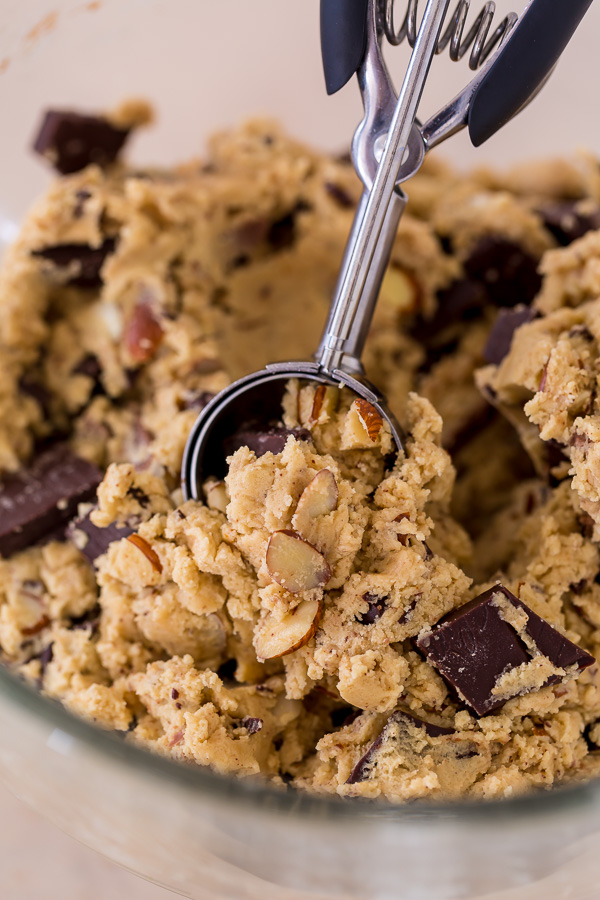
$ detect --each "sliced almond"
[254,598,322,660]
[204,479,229,514]
[294,470,338,526]
[21,615,50,637]
[309,384,340,426]
[355,399,383,441]
[380,266,420,315]
[127,534,163,573]
[124,301,164,363]
[266,530,331,593]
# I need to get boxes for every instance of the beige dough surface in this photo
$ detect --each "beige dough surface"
[3,109,600,802]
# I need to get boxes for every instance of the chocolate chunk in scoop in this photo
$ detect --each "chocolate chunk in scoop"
[32,238,117,288]
[416,584,595,716]
[224,426,311,458]
[67,508,133,564]
[484,306,538,365]
[0,445,102,557]
[33,110,130,175]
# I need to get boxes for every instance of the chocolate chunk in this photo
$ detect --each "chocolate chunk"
[73,188,92,219]
[412,279,488,348]
[33,110,130,175]
[183,390,216,411]
[38,643,54,674]
[544,439,571,486]
[324,182,355,208]
[538,201,600,247]
[267,212,297,251]
[330,706,360,728]
[224,426,312,458]
[69,603,101,635]
[73,353,102,381]
[19,374,52,417]
[544,438,569,471]
[570,579,588,595]
[358,592,388,625]
[464,237,541,307]
[0,445,101,558]
[66,509,133,564]
[126,486,150,507]
[398,595,420,625]
[32,238,117,288]
[240,716,263,735]
[484,306,539,366]
[217,659,238,682]
[416,584,595,716]
[347,709,454,784]
[569,324,594,342]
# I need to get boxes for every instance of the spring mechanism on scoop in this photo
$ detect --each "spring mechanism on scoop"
[382,0,518,69]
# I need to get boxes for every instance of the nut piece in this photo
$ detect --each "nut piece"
[254,598,322,660]
[266,530,331,593]
[124,301,164,363]
[293,470,338,524]
[204,479,229,514]
[355,400,383,442]
[379,266,420,315]
[127,534,163,573]
[309,385,340,426]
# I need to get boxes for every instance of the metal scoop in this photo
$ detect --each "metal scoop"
[182,0,592,500]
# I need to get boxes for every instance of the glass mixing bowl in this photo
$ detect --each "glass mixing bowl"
[2,3,600,899]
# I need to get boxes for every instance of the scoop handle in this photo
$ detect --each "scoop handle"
[320,0,370,94]
[468,0,594,147]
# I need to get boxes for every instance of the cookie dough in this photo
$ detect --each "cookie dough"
[2,105,600,802]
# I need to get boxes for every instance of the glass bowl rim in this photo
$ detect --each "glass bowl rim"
[1,661,598,828]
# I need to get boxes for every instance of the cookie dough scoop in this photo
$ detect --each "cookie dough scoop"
[182,0,592,499]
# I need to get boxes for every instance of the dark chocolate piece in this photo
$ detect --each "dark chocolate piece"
[415,584,595,716]
[484,306,539,366]
[73,353,102,381]
[0,445,101,558]
[240,716,263,735]
[217,658,237,682]
[32,238,117,288]
[126,486,150,508]
[539,201,600,247]
[464,237,542,307]
[358,591,388,625]
[543,438,569,474]
[412,279,488,349]
[267,212,297,251]
[19,373,52,417]
[346,709,454,784]
[330,706,360,728]
[33,110,130,175]
[224,426,312,458]
[183,390,216,411]
[69,603,101,635]
[38,643,54,674]
[324,181,355,208]
[66,509,133,564]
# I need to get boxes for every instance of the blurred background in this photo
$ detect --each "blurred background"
[1,0,600,896]
[1,0,600,232]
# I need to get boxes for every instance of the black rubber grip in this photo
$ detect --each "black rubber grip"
[320,0,370,95]
[468,0,594,147]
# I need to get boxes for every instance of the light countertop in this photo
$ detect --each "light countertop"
[0,780,175,900]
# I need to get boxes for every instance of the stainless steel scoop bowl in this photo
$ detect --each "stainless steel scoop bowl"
[182,0,592,501]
